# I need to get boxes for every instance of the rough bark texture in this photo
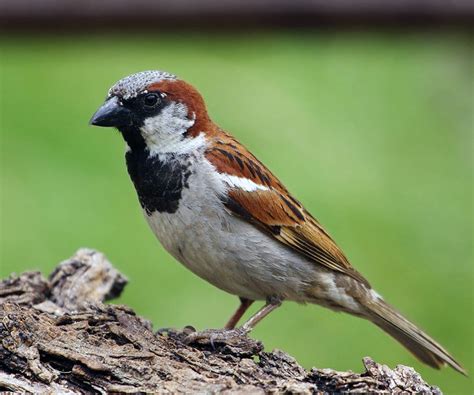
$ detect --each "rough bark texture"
[0,249,442,394]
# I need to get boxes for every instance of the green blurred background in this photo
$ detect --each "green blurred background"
[1,32,472,393]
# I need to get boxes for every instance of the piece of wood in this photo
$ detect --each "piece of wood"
[0,249,442,394]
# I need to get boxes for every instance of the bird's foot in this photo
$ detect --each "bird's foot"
[184,327,250,347]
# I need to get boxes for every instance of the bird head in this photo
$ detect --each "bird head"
[90,70,211,153]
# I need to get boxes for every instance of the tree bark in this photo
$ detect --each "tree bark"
[0,249,442,394]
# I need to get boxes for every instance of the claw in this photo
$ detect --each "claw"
[209,334,217,350]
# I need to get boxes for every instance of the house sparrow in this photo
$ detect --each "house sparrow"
[90,70,464,374]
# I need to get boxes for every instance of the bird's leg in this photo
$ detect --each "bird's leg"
[184,296,282,345]
[224,297,254,329]
[240,296,281,332]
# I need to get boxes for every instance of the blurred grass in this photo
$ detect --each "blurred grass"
[0,31,472,393]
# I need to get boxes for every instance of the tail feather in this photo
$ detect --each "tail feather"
[365,297,466,375]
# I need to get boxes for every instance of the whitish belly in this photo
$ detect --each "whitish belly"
[143,187,317,301]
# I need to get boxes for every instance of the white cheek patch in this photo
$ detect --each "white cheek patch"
[142,102,193,138]
[139,102,199,156]
[219,173,269,192]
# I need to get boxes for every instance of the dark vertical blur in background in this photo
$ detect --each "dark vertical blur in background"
[1,1,472,393]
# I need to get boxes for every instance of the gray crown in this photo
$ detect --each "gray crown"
[108,70,177,100]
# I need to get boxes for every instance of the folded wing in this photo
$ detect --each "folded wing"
[205,133,370,287]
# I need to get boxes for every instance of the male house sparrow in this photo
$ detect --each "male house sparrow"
[90,70,464,374]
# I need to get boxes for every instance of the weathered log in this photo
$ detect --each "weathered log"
[0,249,442,394]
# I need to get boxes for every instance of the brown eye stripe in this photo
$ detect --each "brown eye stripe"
[146,79,212,138]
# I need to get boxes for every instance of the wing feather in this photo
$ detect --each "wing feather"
[206,134,370,287]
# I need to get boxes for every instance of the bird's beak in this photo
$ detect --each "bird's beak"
[89,96,131,127]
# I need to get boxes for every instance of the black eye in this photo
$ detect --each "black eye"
[144,93,160,107]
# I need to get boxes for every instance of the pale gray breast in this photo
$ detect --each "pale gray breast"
[143,158,320,301]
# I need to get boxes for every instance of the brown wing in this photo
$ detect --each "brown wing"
[206,133,370,287]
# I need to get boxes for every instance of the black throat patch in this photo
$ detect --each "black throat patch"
[125,148,192,215]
